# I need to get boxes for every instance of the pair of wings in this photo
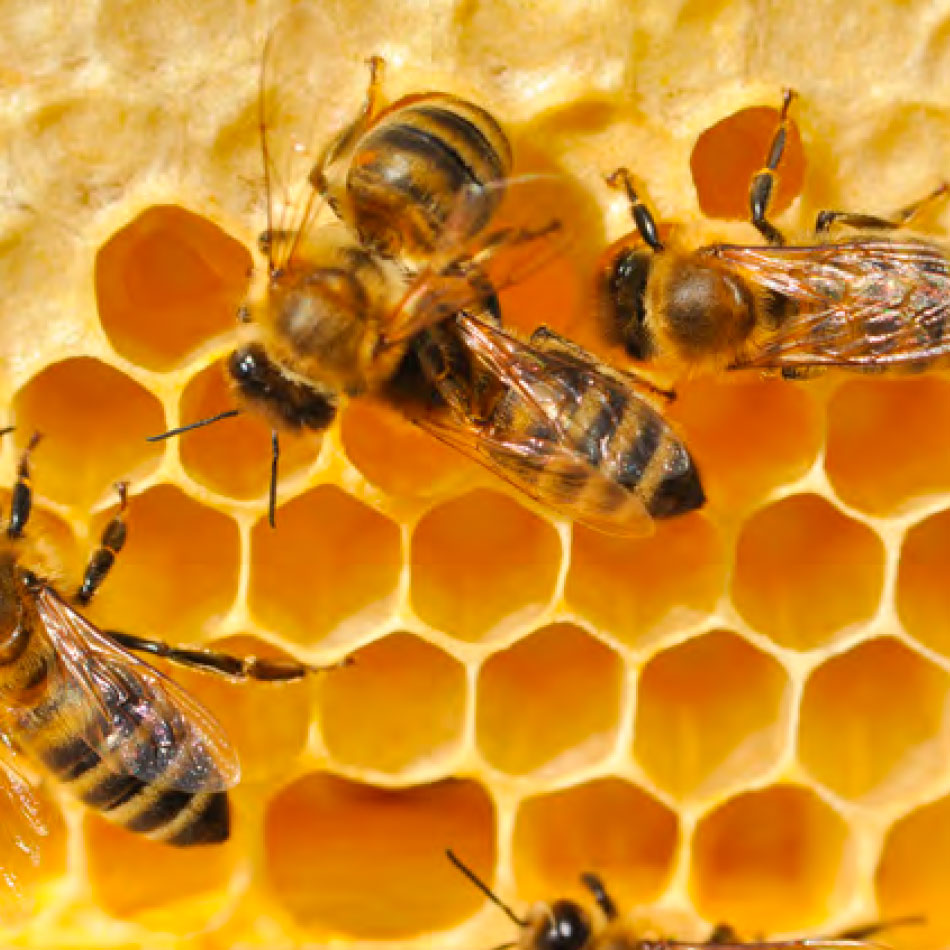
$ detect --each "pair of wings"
[413,314,689,537]
[0,585,238,913]
[706,238,950,369]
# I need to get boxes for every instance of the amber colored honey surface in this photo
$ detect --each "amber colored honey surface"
[3,1,950,948]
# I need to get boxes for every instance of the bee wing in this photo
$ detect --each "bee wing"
[413,315,655,536]
[258,6,368,272]
[707,239,950,369]
[27,587,239,793]
[382,174,574,346]
[0,739,48,918]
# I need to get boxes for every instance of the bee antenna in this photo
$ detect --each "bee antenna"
[268,429,279,529]
[147,409,242,442]
[445,849,526,928]
[0,426,14,439]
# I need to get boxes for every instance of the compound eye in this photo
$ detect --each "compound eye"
[228,346,261,383]
[538,901,591,950]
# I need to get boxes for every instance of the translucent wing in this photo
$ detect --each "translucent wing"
[0,737,47,920]
[412,315,671,536]
[258,5,369,272]
[382,174,575,346]
[21,587,239,794]
[706,238,950,369]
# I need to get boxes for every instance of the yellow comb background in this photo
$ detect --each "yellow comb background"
[2,0,950,947]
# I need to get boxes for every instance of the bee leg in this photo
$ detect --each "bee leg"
[104,630,352,682]
[748,88,797,246]
[605,167,664,251]
[74,482,129,606]
[308,54,386,211]
[6,431,42,541]
[529,325,677,403]
[579,872,618,921]
[831,915,926,941]
[815,182,950,233]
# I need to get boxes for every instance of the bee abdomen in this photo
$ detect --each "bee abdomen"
[349,95,511,255]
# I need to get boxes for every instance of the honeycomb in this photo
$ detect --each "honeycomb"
[3,1,950,947]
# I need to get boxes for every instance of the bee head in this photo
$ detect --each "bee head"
[602,246,656,362]
[227,343,337,432]
[525,900,593,950]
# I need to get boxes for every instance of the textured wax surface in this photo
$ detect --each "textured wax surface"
[3,1,950,948]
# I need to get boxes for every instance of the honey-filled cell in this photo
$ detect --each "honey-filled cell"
[84,812,236,924]
[798,638,950,803]
[263,773,495,938]
[512,778,678,907]
[84,484,241,644]
[249,485,401,648]
[318,632,467,775]
[732,494,884,650]
[95,205,251,371]
[476,623,622,777]
[179,361,319,501]
[341,399,479,500]
[672,375,823,511]
[690,102,805,221]
[826,377,950,515]
[565,512,724,648]
[634,631,789,800]
[877,795,950,949]
[410,489,561,642]
[11,357,164,510]
[691,785,851,934]
[896,508,950,658]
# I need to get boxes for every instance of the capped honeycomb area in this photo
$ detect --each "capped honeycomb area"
[3,1,950,948]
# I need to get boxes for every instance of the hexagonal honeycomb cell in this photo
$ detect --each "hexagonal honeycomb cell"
[5,1,950,948]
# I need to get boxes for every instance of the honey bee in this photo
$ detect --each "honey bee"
[0,429,347,908]
[152,6,704,534]
[446,850,919,950]
[599,90,950,380]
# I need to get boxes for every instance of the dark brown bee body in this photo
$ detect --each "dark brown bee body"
[0,548,229,847]
[345,94,513,258]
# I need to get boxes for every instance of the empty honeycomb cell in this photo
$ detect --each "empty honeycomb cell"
[84,813,236,923]
[672,375,823,510]
[318,632,466,775]
[897,510,950,657]
[826,378,950,515]
[249,486,401,647]
[876,795,950,948]
[95,206,251,371]
[511,778,678,907]
[0,496,82,584]
[690,102,805,221]
[411,490,560,642]
[565,513,724,647]
[11,357,164,510]
[634,631,789,800]
[263,773,494,937]
[341,399,479,499]
[798,637,950,803]
[178,360,319,500]
[161,634,312,784]
[84,484,240,643]
[476,623,622,776]
[691,785,850,933]
[732,494,884,650]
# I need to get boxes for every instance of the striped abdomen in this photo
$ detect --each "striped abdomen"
[348,94,512,258]
[3,607,228,846]
[490,367,704,522]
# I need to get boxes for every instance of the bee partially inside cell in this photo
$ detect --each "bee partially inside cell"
[445,849,920,950]
[150,5,705,535]
[598,91,950,381]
